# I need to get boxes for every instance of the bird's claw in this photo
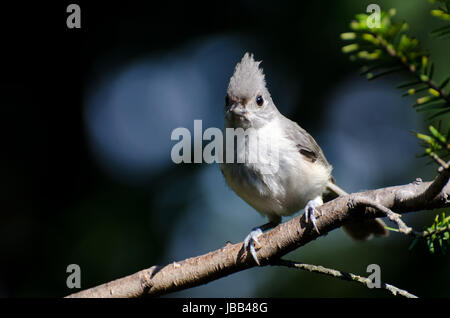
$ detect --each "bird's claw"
[304,197,323,234]
[244,228,263,265]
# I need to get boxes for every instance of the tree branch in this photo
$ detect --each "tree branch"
[271,259,418,298]
[417,160,450,203]
[348,197,413,234]
[66,178,450,298]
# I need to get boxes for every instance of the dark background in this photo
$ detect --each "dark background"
[1,0,449,297]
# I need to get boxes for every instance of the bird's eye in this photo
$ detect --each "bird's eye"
[225,95,231,107]
[256,95,264,106]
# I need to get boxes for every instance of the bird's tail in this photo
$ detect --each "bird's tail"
[325,181,388,240]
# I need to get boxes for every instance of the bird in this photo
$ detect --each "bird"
[220,53,387,264]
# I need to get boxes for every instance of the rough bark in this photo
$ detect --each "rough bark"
[66,178,450,298]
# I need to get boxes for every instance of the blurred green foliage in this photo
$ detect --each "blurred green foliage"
[341,2,450,259]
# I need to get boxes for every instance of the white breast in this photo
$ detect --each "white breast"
[221,118,332,220]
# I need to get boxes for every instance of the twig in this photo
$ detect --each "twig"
[415,224,450,238]
[429,152,449,169]
[272,259,418,298]
[374,34,450,107]
[412,160,450,205]
[348,197,412,235]
[389,222,450,239]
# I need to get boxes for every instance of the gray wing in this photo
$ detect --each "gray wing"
[280,116,330,168]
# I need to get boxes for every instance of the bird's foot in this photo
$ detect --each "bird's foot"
[244,227,263,265]
[304,196,323,234]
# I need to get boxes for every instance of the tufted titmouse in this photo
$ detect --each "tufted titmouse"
[220,53,387,264]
